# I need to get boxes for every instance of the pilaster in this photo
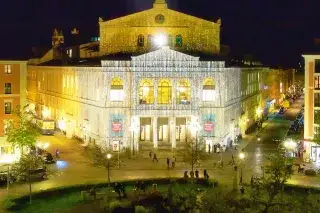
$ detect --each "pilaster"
[170,117,176,148]
[153,116,158,148]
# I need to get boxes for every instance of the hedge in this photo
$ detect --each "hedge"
[6,177,215,211]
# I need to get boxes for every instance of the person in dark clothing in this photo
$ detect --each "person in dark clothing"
[167,157,170,169]
[171,161,175,169]
[204,169,209,179]
[173,156,176,162]
[153,153,158,162]
[195,170,199,179]
[184,171,189,178]
[190,170,194,178]
[149,151,152,159]
[114,183,122,198]
[119,183,127,198]
[208,144,211,153]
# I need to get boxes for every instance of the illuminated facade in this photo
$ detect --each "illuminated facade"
[302,54,320,162]
[26,0,294,152]
[27,48,241,151]
[0,60,28,161]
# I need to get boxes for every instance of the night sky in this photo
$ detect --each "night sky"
[1,0,319,68]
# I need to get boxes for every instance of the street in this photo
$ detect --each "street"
[2,96,319,200]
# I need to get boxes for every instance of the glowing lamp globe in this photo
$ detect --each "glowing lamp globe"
[154,34,167,47]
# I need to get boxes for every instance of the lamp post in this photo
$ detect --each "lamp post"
[106,153,112,187]
[239,152,245,185]
[130,118,139,157]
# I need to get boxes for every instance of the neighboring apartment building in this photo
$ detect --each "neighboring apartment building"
[0,60,28,161]
[302,54,320,162]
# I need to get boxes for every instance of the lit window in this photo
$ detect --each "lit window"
[137,35,144,47]
[4,83,12,94]
[110,78,124,102]
[315,76,320,90]
[4,102,12,114]
[176,79,191,104]
[139,79,154,104]
[202,78,216,102]
[4,65,12,74]
[68,49,72,57]
[175,35,182,47]
[158,79,172,104]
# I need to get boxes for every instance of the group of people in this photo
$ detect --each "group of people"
[184,169,209,179]
[208,143,227,154]
[149,151,159,162]
[113,182,127,199]
[166,156,176,169]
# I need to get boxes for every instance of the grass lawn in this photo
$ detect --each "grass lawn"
[9,182,210,213]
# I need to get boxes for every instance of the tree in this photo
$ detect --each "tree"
[180,137,208,174]
[12,154,45,204]
[85,144,117,184]
[6,105,39,155]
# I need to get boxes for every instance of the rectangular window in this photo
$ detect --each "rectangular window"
[316,59,320,73]
[315,126,320,138]
[315,93,320,107]
[315,76,320,90]
[315,110,320,124]
[110,90,124,101]
[202,90,216,102]
[4,65,12,74]
[4,83,12,94]
[4,102,12,114]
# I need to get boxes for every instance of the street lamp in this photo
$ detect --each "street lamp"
[239,152,245,184]
[0,155,16,191]
[130,118,139,156]
[106,153,112,187]
[188,119,201,173]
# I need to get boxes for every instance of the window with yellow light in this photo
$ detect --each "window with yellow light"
[176,79,191,104]
[139,79,154,104]
[158,79,172,104]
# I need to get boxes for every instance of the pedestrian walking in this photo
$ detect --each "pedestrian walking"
[216,146,220,154]
[171,160,175,169]
[195,169,199,179]
[173,155,176,162]
[208,144,211,154]
[166,157,170,169]
[55,149,60,158]
[204,169,209,179]
[153,153,158,163]
[213,144,217,153]
[149,151,152,159]
[190,170,194,178]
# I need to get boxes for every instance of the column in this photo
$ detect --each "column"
[153,117,158,148]
[135,117,140,151]
[171,117,176,149]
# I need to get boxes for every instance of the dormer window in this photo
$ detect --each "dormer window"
[138,35,145,47]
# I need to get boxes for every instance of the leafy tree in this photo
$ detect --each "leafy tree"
[6,105,39,154]
[180,137,208,174]
[85,144,117,183]
[12,154,45,204]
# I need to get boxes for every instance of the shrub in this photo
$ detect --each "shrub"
[135,205,150,213]
[2,196,16,210]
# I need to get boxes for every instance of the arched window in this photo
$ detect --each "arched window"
[158,79,172,104]
[137,34,144,47]
[202,78,216,101]
[139,79,154,104]
[110,77,124,101]
[175,35,182,47]
[176,79,191,104]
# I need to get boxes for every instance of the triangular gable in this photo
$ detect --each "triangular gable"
[100,7,219,28]
[131,47,199,62]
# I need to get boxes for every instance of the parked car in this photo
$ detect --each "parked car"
[17,168,48,182]
[0,171,16,185]
[42,153,55,164]
[272,137,281,143]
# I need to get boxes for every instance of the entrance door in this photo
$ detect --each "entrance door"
[140,118,152,141]
[158,118,169,142]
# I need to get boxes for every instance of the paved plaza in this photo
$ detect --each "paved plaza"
[1,96,319,204]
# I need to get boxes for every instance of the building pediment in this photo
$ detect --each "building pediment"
[131,47,199,62]
[100,8,219,28]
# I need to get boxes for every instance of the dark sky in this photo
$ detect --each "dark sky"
[0,0,319,68]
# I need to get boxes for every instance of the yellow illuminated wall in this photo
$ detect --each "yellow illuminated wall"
[99,1,221,56]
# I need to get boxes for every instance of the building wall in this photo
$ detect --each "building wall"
[99,2,220,56]
[0,61,27,158]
